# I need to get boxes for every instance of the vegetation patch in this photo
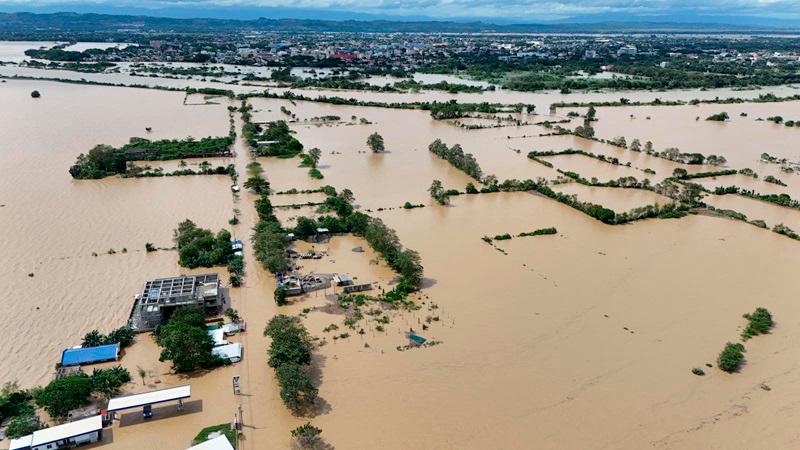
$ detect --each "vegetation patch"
[518,227,558,237]
[193,423,237,447]
[155,307,225,373]
[717,342,745,373]
[69,136,234,179]
[264,315,318,415]
[742,307,773,340]
[174,219,234,268]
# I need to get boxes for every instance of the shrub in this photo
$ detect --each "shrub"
[5,413,42,438]
[30,90,41,98]
[90,366,132,398]
[706,112,729,121]
[691,368,705,376]
[718,342,745,373]
[742,307,773,340]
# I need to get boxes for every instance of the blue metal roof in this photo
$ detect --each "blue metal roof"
[61,343,120,366]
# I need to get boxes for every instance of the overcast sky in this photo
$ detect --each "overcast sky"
[1,0,799,22]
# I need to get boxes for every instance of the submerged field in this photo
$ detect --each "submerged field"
[1,70,800,450]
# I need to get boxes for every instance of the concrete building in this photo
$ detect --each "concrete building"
[130,273,222,331]
[617,45,638,57]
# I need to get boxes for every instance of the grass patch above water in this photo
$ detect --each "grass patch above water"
[193,423,238,447]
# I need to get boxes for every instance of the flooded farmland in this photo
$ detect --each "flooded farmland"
[2,61,800,450]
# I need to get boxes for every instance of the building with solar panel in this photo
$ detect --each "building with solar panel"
[129,273,223,331]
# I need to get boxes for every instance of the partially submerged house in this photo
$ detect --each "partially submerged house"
[130,273,223,331]
[9,415,103,450]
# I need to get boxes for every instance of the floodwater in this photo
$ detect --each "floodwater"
[2,70,800,450]
[0,80,232,387]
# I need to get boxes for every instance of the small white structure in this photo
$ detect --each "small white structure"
[213,342,243,363]
[208,328,229,347]
[221,321,245,335]
[188,435,235,450]
[11,415,103,450]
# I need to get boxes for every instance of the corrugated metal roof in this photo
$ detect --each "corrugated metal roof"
[107,385,191,412]
[60,343,120,366]
[29,415,102,447]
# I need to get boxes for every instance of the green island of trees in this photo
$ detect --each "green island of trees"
[519,227,558,237]
[264,315,317,415]
[240,102,303,157]
[174,219,234,268]
[69,136,234,179]
[429,139,484,181]
[155,307,225,373]
[252,194,291,274]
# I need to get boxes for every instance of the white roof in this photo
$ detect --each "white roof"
[221,322,243,334]
[209,328,228,347]
[107,385,191,412]
[30,415,102,447]
[213,343,242,361]
[9,434,32,450]
[188,435,235,450]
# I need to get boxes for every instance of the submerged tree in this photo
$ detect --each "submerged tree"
[366,132,385,153]
[306,147,322,168]
[428,179,448,205]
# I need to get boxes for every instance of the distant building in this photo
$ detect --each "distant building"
[130,274,222,331]
[617,45,637,57]
[584,49,598,59]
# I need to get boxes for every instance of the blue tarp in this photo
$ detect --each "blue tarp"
[409,334,427,345]
[61,343,119,366]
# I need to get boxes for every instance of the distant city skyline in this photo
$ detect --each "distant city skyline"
[1,0,800,25]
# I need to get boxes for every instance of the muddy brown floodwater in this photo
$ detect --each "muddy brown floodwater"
[2,74,800,450]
